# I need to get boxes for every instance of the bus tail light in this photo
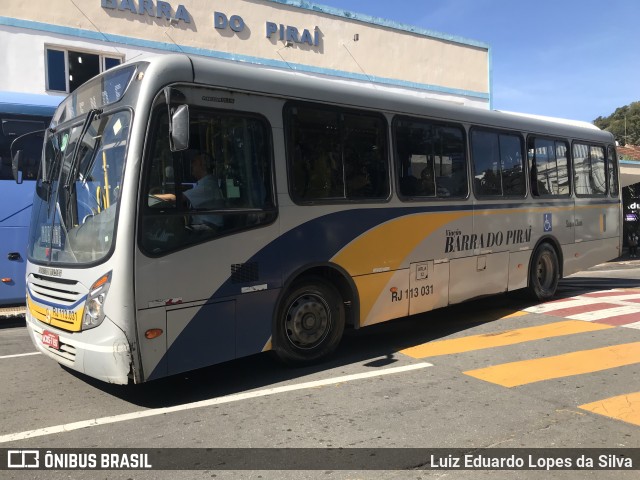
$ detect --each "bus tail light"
[82,272,112,330]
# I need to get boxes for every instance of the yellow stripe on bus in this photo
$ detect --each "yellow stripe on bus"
[464,342,640,388]
[579,392,640,427]
[332,212,468,276]
[331,211,468,324]
[400,320,612,358]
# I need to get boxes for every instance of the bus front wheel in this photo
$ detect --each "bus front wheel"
[274,276,345,365]
[528,244,559,301]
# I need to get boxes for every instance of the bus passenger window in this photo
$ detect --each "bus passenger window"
[471,130,524,198]
[286,103,389,203]
[471,130,501,196]
[528,138,570,197]
[394,118,467,199]
[573,143,606,196]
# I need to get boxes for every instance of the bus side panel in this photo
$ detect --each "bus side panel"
[575,203,619,243]
[568,201,621,275]
[354,269,410,327]
[235,288,281,357]
[0,181,34,305]
[409,261,449,315]
[166,301,235,376]
[449,252,509,304]
[507,250,532,291]
[0,226,28,304]
[136,308,168,381]
[563,237,620,278]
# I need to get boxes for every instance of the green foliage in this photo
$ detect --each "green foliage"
[593,101,640,146]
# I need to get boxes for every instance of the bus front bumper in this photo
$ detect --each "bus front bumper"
[25,312,132,385]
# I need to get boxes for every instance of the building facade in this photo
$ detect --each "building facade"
[0,0,491,107]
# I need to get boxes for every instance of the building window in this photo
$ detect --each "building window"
[45,47,123,93]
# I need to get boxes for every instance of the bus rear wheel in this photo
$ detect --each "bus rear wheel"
[274,276,345,365]
[528,243,559,301]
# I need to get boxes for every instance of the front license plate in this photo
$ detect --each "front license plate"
[42,330,60,350]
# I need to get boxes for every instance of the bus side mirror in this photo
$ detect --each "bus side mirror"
[12,150,24,184]
[169,104,189,152]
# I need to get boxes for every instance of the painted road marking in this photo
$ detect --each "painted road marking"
[545,302,624,318]
[0,362,432,444]
[579,392,640,427]
[0,352,40,360]
[399,320,612,359]
[523,289,640,328]
[464,342,640,387]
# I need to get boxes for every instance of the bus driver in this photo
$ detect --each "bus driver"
[153,151,224,229]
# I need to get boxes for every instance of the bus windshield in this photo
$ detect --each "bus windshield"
[28,109,130,265]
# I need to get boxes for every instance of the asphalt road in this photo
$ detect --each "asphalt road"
[1,260,640,479]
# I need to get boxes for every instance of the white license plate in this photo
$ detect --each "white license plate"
[42,330,60,350]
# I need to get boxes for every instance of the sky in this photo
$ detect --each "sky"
[311,0,639,123]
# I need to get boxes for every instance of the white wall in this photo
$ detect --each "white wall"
[0,25,159,95]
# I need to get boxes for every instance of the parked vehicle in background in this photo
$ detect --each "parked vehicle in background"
[0,91,61,311]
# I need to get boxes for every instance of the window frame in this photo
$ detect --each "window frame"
[607,145,619,198]
[139,104,278,257]
[392,115,469,201]
[283,101,391,205]
[470,127,527,199]
[45,45,125,94]
[572,141,608,198]
[527,135,572,198]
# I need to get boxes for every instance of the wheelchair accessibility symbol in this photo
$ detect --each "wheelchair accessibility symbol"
[543,213,552,232]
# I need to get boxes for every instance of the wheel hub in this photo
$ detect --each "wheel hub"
[285,293,331,349]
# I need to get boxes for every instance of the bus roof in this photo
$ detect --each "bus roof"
[0,90,63,116]
[179,54,612,144]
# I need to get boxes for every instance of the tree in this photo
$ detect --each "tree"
[593,102,640,146]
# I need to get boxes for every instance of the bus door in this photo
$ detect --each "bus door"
[571,142,616,269]
[135,89,280,379]
[450,129,526,302]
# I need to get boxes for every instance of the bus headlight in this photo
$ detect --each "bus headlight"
[82,272,112,330]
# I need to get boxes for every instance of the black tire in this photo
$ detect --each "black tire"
[274,276,345,365]
[528,243,560,301]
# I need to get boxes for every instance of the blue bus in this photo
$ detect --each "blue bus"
[0,91,62,309]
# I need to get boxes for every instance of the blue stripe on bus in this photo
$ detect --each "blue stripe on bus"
[27,285,87,310]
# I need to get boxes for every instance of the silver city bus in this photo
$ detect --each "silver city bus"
[22,54,620,384]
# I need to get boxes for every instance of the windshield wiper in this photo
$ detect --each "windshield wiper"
[64,108,102,190]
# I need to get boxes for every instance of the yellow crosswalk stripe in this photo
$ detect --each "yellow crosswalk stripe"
[579,392,640,427]
[464,342,640,387]
[400,320,612,359]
